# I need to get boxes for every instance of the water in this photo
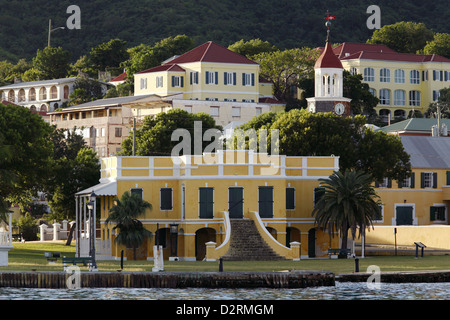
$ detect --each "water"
[0,282,449,300]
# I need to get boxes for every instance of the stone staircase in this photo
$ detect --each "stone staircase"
[222,219,286,261]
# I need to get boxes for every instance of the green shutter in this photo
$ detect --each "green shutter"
[130,188,143,199]
[233,72,236,85]
[446,171,450,185]
[314,187,325,205]
[433,172,438,188]
[430,206,436,221]
[387,178,392,188]
[251,73,255,86]
[242,73,245,85]
[421,172,425,188]
[410,172,415,188]
[224,72,227,85]
[286,188,295,210]
[171,76,175,87]
[206,71,210,84]
[215,72,218,84]
[160,188,172,210]
[258,186,273,218]
[199,188,214,219]
[180,76,184,87]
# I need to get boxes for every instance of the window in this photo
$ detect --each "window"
[286,187,295,210]
[398,173,415,188]
[130,188,143,199]
[313,187,325,205]
[368,88,376,96]
[422,70,428,81]
[160,188,173,210]
[63,85,69,99]
[232,106,241,118]
[421,172,437,188]
[394,90,405,106]
[206,71,218,85]
[242,73,255,86]
[410,70,420,84]
[18,89,25,102]
[210,106,219,117]
[380,68,390,82]
[256,107,262,115]
[430,206,446,221]
[433,70,443,81]
[409,90,421,106]
[379,89,390,105]
[171,76,184,87]
[140,78,147,90]
[39,87,47,100]
[115,127,122,137]
[433,90,441,101]
[374,204,383,221]
[376,177,392,188]
[258,186,273,218]
[350,67,358,75]
[190,71,199,85]
[394,69,405,83]
[29,88,36,101]
[224,72,236,85]
[364,68,374,82]
[445,71,450,81]
[156,76,163,88]
[50,86,58,99]
[199,187,214,219]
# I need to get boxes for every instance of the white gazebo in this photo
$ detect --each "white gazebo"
[0,211,13,266]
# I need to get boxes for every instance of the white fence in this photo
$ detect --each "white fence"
[39,220,72,241]
[78,237,112,260]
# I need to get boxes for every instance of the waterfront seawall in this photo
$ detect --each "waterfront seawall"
[0,271,335,289]
[337,270,450,283]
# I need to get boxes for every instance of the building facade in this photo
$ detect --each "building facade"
[77,150,340,261]
[331,43,450,120]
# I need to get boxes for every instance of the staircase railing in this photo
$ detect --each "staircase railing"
[205,211,231,261]
[249,211,301,260]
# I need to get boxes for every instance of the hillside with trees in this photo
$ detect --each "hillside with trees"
[0,0,448,62]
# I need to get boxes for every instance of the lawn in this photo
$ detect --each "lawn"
[1,241,450,274]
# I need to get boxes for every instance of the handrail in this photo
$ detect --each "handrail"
[205,211,231,261]
[216,211,231,250]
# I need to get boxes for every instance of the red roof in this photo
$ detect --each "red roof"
[163,41,258,65]
[314,41,343,69]
[1,100,17,106]
[110,72,127,82]
[136,64,186,74]
[332,42,396,59]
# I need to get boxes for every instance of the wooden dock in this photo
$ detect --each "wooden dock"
[0,270,335,289]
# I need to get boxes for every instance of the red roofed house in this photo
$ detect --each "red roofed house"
[132,41,284,127]
[330,42,450,120]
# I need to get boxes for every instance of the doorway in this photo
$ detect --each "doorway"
[228,187,243,219]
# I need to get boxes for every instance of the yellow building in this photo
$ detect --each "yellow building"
[332,43,450,120]
[361,136,450,251]
[133,41,284,127]
[76,150,340,261]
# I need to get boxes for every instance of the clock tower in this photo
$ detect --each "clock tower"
[306,13,351,116]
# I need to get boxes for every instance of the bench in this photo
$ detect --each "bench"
[44,252,61,262]
[62,256,95,269]
[328,248,351,258]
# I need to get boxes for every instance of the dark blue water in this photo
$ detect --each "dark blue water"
[0,282,448,300]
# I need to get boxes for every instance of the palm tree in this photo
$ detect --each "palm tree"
[105,191,152,260]
[312,170,381,255]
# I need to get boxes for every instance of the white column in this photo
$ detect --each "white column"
[39,224,47,241]
[53,222,61,241]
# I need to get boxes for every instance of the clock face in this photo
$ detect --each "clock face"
[334,103,345,115]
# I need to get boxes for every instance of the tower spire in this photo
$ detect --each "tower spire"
[324,10,336,42]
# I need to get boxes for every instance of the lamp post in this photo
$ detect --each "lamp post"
[86,191,98,271]
[169,224,179,261]
[48,19,65,47]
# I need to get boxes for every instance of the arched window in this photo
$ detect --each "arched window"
[409,90,421,106]
[394,90,405,106]
[8,90,15,102]
[364,68,374,82]
[380,68,390,82]
[29,88,36,101]
[394,69,405,83]
[410,70,420,84]
[40,104,47,112]
[50,86,58,99]
[18,89,25,102]
[394,109,406,119]
[29,105,36,112]
[379,89,391,105]
[368,88,376,96]
[39,87,47,100]
[63,85,69,99]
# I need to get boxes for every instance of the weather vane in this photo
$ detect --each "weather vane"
[324,10,336,41]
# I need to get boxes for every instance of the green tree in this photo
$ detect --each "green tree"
[425,87,450,118]
[17,213,38,241]
[45,128,100,220]
[228,39,278,59]
[90,38,129,72]
[105,191,152,260]
[312,170,381,252]
[32,46,71,79]
[367,21,434,54]
[120,109,221,156]
[420,33,450,59]
[68,77,106,106]
[343,70,379,115]
[253,48,319,102]
[0,103,53,210]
